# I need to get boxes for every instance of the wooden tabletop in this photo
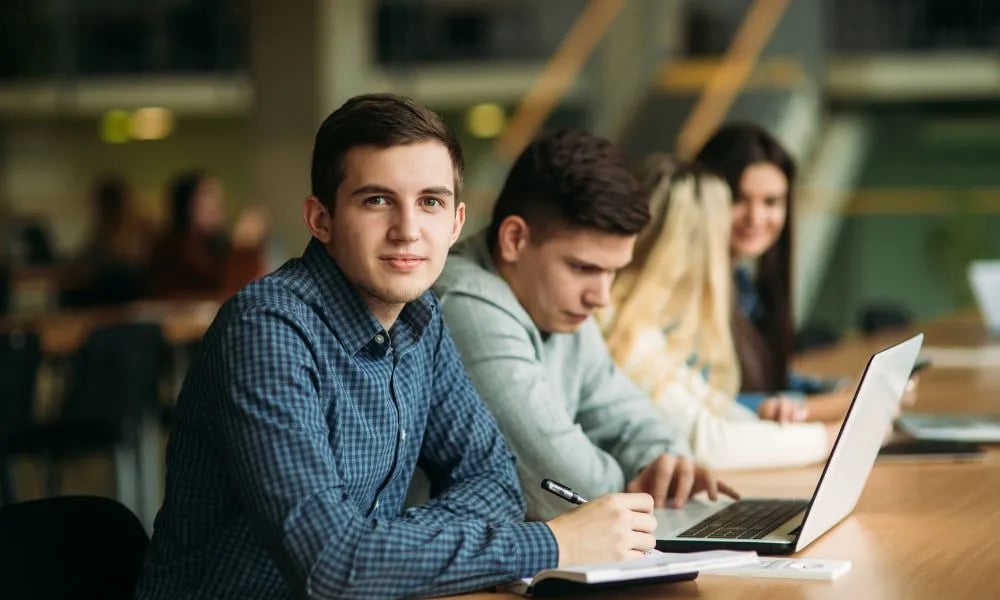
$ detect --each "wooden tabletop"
[448,313,1000,599]
[0,300,219,354]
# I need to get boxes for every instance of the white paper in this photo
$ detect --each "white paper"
[704,557,851,580]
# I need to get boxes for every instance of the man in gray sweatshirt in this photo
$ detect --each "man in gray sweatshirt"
[434,129,738,520]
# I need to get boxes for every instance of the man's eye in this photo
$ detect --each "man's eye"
[421,197,443,208]
[365,196,389,206]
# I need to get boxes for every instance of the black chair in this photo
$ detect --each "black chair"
[858,302,913,335]
[0,330,42,505]
[0,495,149,600]
[0,261,10,313]
[7,323,165,513]
[795,322,841,352]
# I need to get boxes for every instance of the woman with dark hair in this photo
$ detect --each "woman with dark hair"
[695,123,851,423]
[60,176,154,306]
[148,171,267,299]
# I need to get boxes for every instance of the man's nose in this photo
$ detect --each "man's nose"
[584,274,613,308]
[388,205,420,242]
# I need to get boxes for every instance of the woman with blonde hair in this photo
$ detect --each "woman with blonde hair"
[600,156,836,469]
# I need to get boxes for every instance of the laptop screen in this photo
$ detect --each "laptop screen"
[793,334,923,551]
[969,261,1000,335]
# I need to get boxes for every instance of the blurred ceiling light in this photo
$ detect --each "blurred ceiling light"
[130,107,175,140]
[466,103,506,139]
[99,109,131,144]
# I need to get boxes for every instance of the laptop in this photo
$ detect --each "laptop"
[655,334,923,555]
[896,412,1000,444]
[969,260,1000,335]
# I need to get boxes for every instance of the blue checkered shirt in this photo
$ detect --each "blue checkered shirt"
[137,238,557,600]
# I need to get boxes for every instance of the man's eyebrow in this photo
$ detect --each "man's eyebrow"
[568,257,615,272]
[348,184,454,197]
[420,186,454,197]
[349,184,396,197]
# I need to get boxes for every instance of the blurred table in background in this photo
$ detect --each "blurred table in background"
[447,312,1000,600]
[0,299,219,529]
[0,299,219,356]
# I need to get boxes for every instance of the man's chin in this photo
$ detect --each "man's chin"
[372,289,427,306]
[542,320,586,335]
[367,278,433,306]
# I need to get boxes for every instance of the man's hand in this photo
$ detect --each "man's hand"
[757,396,808,423]
[546,493,658,567]
[626,454,740,509]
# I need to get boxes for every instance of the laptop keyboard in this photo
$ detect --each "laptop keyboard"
[678,499,809,540]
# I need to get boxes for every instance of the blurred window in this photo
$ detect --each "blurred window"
[828,0,1000,53]
[0,0,246,81]
[375,0,585,65]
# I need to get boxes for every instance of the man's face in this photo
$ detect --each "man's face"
[324,141,464,312]
[503,225,637,334]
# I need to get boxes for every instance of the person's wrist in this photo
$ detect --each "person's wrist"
[544,519,571,567]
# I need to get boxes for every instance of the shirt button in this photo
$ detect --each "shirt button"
[400,428,407,441]
[374,333,385,344]
[374,499,380,511]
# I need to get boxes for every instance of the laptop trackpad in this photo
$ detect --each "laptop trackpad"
[654,497,735,538]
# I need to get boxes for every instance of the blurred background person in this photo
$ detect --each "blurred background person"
[601,156,836,470]
[148,171,268,299]
[59,176,153,307]
[695,123,853,423]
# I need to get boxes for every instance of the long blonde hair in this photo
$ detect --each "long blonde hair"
[602,155,740,396]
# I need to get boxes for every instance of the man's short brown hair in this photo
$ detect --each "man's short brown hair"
[487,129,648,249]
[311,93,464,208]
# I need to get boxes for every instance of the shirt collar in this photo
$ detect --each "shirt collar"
[301,238,434,357]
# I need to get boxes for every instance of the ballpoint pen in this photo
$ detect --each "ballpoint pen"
[540,478,588,505]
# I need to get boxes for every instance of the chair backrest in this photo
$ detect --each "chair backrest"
[61,323,165,426]
[0,329,41,437]
[0,261,10,313]
[858,302,913,335]
[0,495,149,600]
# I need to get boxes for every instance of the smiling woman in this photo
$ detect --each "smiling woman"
[695,124,854,426]
[695,123,797,398]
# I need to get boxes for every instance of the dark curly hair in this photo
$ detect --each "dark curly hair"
[487,129,648,250]
[311,93,464,209]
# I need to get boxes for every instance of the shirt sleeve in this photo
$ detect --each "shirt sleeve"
[649,365,829,470]
[400,315,557,551]
[787,371,839,394]
[574,320,692,483]
[440,293,686,521]
[206,306,554,600]
[736,391,770,412]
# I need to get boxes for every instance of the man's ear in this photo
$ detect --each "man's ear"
[303,196,333,243]
[450,202,467,246]
[495,216,531,263]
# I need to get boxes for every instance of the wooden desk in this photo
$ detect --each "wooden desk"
[449,315,1000,599]
[0,300,218,355]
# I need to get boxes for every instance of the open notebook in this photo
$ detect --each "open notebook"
[504,550,758,596]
